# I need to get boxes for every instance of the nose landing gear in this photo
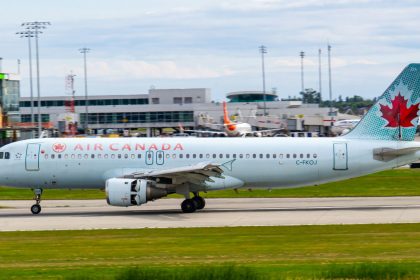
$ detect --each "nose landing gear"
[31,188,43,215]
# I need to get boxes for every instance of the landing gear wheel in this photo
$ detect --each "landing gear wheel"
[31,204,41,215]
[31,188,43,215]
[181,199,197,213]
[193,196,206,210]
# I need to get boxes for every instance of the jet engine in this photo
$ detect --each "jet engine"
[106,178,167,207]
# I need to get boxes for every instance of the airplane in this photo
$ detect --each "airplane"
[1,64,420,215]
[182,101,283,137]
[331,119,361,136]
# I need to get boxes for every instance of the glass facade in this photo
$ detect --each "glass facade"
[80,111,194,125]
[21,114,50,123]
[228,94,278,103]
[19,98,149,107]
[0,80,20,112]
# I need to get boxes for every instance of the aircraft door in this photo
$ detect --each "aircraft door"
[145,151,154,165]
[26,143,41,171]
[156,151,164,165]
[333,143,348,170]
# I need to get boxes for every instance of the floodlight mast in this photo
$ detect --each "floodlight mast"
[16,29,35,133]
[259,45,267,116]
[300,51,305,93]
[79,47,90,134]
[21,21,51,138]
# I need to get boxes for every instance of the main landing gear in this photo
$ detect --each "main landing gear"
[181,193,206,213]
[31,188,43,215]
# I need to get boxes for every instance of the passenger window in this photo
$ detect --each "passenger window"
[45,154,49,159]
[307,154,310,158]
[293,154,297,158]
[165,154,170,159]
[124,154,128,159]
[65,154,69,159]
[246,154,250,159]
[0,152,4,159]
[51,154,55,159]
[286,154,290,158]
[219,154,223,158]
[5,152,10,159]
[158,153,162,159]
[58,154,62,159]
[239,154,243,159]
[199,154,203,159]
[313,154,318,158]
[132,154,136,159]
[78,154,82,159]
[98,154,102,159]
[193,154,196,159]
[213,154,216,158]
[92,154,95,159]
[186,154,190,159]
[226,154,230,159]
[180,154,183,159]
[104,154,109,159]
[266,154,270,159]
[111,154,115,159]
[253,154,256,158]
[138,154,142,159]
[279,154,283,159]
[84,154,88,159]
[300,154,303,158]
[206,154,210,159]
[259,154,263,159]
[172,154,176,159]
[71,154,75,159]
[118,154,122,159]
[273,154,276,159]
[233,154,236,159]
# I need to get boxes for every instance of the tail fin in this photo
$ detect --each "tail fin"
[223,101,236,131]
[343,64,420,141]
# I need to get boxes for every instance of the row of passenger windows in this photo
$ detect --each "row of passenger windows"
[0,152,10,159]
[43,153,318,160]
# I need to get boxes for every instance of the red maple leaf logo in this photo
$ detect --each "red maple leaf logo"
[52,143,66,153]
[379,93,419,128]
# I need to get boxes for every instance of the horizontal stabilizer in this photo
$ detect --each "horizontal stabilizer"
[373,147,420,161]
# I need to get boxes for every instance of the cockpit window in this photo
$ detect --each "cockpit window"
[0,152,3,159]
[5,152,10,159]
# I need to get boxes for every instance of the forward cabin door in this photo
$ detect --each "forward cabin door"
[333,143,348,170]
[26,143,41,171]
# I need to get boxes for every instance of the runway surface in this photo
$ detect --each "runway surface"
[1,197,420,231]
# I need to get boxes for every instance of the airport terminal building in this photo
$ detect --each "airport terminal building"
[18,88,355,136]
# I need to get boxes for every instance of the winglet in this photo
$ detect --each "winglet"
[223,101,236,131]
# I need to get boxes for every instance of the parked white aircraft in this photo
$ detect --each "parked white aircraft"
[184,102,282,137]
[1,64,420,214]
[331,119,361,135]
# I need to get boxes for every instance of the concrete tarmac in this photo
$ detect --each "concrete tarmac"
[1,197,420,231]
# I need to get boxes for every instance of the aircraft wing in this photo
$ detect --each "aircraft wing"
[183,129,227,136]
[130,162,224,185]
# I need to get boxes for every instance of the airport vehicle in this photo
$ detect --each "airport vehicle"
[1,64,420,214]
[331,119,361,135]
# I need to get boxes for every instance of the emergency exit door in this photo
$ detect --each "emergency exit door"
[26,143,41,171]
[333,143,348,170]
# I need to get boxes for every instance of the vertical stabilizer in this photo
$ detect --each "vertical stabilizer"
[343,64,420,141]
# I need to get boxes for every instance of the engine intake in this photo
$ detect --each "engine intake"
[106,178,167,207]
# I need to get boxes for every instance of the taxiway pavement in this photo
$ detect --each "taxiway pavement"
[1,197,420,231]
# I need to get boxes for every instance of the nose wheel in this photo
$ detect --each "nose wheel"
[31,188,43,215]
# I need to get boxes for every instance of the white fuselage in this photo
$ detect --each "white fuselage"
[0,137,418,191]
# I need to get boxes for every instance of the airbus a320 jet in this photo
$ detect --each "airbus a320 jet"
[1,64,420,214]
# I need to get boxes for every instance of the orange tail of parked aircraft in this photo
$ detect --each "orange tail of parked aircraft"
[223,101,236,132]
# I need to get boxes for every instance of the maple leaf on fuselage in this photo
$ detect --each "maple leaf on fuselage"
[379,92,419,128]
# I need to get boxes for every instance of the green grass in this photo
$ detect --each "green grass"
[1,224,420,279]
[1,169,420,200]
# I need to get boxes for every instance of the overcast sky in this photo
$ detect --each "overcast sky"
[1,0,420,101]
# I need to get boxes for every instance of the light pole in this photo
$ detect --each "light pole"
[16,29,35,134]
[300,51,305,93]
[259,45,267,116]
[328,44,333,120]
[318,48,322,98]
[79,47,90,134]
[21,21,51,138]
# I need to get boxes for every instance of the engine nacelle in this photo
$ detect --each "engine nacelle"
[106,178,167,207]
